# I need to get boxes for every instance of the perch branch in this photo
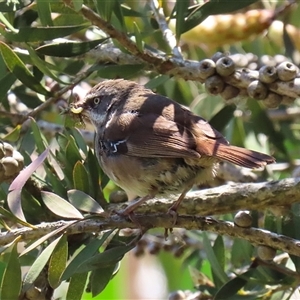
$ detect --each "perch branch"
[1,178,300,256]
[2,214,300,257]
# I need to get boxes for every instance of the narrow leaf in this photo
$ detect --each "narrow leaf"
[23,235,64,291]
[0,42,50,95]
[8,148,49,222]
[48,235,68,288]
[203,232,228,284]
[20,222,76,257]
[1,243,21,300]
[26,45,68,84]
[181,0,260,34]
[3,24,89,42]
[133,22,143,52]
[72,162,90,194]
[2,125,21,142]
[175,0,190,40]
[0,72,16,101]
[90,264,117,297]
[75,244,134,274]
[36,0,53,26]
[62,230,114,281]
[68,190,104,214]
[36,38,108,57]
[30,118,47,153]
[41,191,83,219]
[72,0,83,11]
[214,269,256,299]
[66,272,88,300]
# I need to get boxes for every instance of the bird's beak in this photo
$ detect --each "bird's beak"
[69,99,88,116]
[70,104,84,114]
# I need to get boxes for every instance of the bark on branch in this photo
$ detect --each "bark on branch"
[2,178,300,257]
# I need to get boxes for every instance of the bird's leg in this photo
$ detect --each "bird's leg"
[167,185,192,227]
[117,194,153,216]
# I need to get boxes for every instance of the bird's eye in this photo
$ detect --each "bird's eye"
[93,97,100,105]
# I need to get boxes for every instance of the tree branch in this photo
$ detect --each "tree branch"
[2,178,300,256]
[109,177,300,216]
[3,213,300,257]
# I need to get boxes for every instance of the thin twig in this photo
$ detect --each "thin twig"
[147,0,183,59]
[80,4,163,66]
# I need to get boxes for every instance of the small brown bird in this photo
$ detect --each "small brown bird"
[71,79,274,215]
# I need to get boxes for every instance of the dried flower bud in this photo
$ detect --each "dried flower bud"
[247,80,268,100]
[257,245,276,261]
[234,211,253,228]
[259,66,278,83]
[281,96,295,105]
[216,57,235,76]
[1,157,19,177]
[263,92,282,108]
[205,75,225,95]
[277,62,299,81]
[220,84,240,100]
[211,52,225,62]
[3,142,14,157]
[198,59,216,79]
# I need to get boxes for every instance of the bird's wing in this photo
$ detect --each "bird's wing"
[103,111,203,158]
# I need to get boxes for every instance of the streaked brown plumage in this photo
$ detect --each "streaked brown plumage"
[71,79,275,214]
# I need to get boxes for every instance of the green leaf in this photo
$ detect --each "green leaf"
[90,264,117,297]
[95,64,144,79]
[75,244,134,273]
[68,190,104,214]
[212,235,225,289]
[65,135,83,168]
[8,148,49,222]
[66,272,88,300]
[0,207,33,229]
[0,72,16,101]
[247,100,287,156]
[85,148,107,206]
[21,222,75,256]
[113,1,125,29]
[175,0,190,40]
[26,45,68,84]
[0,42,50,95]
[62,230,114,281]
[41,191,83,219]
[73,162,90,194]
[231,239,253,268]
[214,269,255,299]
[2,24,89,42]
[72,0,83,11]
[23,235,64,292]
[0,0,33,12]
[94,0,115,22]
[0,243,21,300]
[2,125,21,142]
[202,232,228,284]
[133,22,143,52]
[181,0,260,34]
[209,105,236,132]
[145,75,170,89]
[282,209,300,273]
[36,38,108,57]
[48,235,68,288]
[36,0,53,26]
[30,118,48,153]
